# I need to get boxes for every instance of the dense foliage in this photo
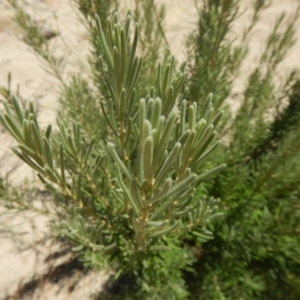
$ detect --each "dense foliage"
[185,0,300,299]
[1,0,300,299]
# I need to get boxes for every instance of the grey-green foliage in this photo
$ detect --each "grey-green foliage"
[187,0,244,113]
[7,0,170,143]
[186,0,270,126]
[131,0,171,97]
[73,0,170,116]
[0,9,225,290]
[185,1,300,299]
[6,0,113,141]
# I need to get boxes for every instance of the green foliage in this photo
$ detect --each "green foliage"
[185,0,300,299]
[2,0,300,298]
[187,0,245,112]
[0,2,225,298]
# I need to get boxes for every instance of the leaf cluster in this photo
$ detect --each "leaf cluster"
[0,3,226,298]
[3,0,300,298]
[185,1,300,299]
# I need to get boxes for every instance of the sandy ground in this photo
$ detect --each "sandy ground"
[0,0,300,299]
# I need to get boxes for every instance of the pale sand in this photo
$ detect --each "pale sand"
[0,0,300,298]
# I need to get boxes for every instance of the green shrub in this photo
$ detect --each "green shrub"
[1,0,300,299]
[1,1,225,298]
[185,0,300,299]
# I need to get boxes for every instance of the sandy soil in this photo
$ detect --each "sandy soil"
[0,0,300,299]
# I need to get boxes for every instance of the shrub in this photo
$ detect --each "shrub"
[1,0,300,299]
[185,0,300,299]
[1,1,225,298]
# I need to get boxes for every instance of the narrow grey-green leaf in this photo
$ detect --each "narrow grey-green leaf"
[125,85,134,115]
[172,72,186,100]
[212,110,224,128]
[83,138,95,166]
[124,118,132,148]
[153,109,178,169]
[149,245,170,252]
[107,142,133,181]
[188,104,195,130]
[146,220,169,227]
[113,46,121,95]
[124,11,131,39]
[206,107,214,124]
[127,23,139,87]
[99,57,118,104]
[37,174,57,193]
[18,144,43,166]
[151,97,162,129]
[177,168,191,183]
[190,125,215,160]
[128,56,142,96]
[180,100,186,135]
[181,130,196,167]
[164,85,175,112]
[150,175,196,220]
[131,180,143,210]
[100,102,119,137]
[143,120,152,142]
[73,121,81,151]
[60,144,66,186]
[95,15,114,70]
[194,119,207,142]
[120,89,126,123]
[155,143,181,186]
[1,100,12,115]
[42,137,53,170]
[3,113,24,143]
[28,106,39,130]
[191,140,221,169]
[22,119,34,149]
[139,98,146,137]
[143,136,154,184]
[155,116,165,144]
[195,164,227,184]
[30,120,44,157]
[11,96,23,124]
[116,168,139,215]
[146,98,154,120]
[166,174,197,200]
[146,178,172,205]
[45,167,58,182]
[177,129,191,147]
[162,63,171,99]
[178,87,189,105]
[192,231,213,242]
[76,173,82,200]
[157,63,162,96]
[45,125,52,140]
[200,93,213,118]
[147,221,179,238]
